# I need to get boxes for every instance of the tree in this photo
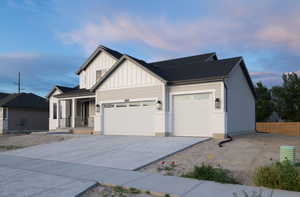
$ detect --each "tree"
[272,73,300,121]
[255,82,274,122]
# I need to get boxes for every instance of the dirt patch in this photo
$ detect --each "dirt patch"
[0,133,78,152]
[139,133,300,186]
[80,184,157,197]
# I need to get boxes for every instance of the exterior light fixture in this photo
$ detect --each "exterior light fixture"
[96,104,100,112]
[156,100,162,110]
[215,98,221,109]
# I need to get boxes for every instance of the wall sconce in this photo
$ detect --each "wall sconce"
[215,98,221,109]
[156,100,162,110]
[96,104,100,112]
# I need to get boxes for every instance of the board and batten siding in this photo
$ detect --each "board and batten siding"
[225,64,255,135]
[94,59,165,134]
[79,52,117,89]
[100,59,162,90]
[168,82,226,136]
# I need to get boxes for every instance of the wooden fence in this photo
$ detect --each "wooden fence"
[256,122,300,136]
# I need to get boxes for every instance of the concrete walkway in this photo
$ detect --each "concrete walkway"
[0,155,299,197]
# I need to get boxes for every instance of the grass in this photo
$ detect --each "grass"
[253,161,300,192]
[0,145,23,150]
[182,164,239,184]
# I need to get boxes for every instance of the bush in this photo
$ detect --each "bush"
[253,161,300,191]
[182,164,238,184]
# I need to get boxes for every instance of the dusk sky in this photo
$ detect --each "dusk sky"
[1,0,300,96]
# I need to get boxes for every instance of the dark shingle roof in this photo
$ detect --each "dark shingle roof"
[56,85,78,93]
[0,93,48,110]
[151,57,242,83]
[76,45,123,75]
[150,53,216,67]
[54,89,95,98]
[0,93,9,100]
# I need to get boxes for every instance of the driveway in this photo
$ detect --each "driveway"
[1,135,207,170]
[0,135,207,196]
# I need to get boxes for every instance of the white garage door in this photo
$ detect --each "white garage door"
[173,93,212,137]
[103,101,156,136]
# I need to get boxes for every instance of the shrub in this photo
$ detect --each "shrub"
[253,161,300,191]
[182,164,238,184]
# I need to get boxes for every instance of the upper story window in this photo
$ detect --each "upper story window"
[96,70,102,80]
[53,103,57,119]
[3,108,7,119]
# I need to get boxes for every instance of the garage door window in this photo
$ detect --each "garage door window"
[129,102,141,107]
[103,103,114,108]
[142,101,155,106]
[116,103,127,108]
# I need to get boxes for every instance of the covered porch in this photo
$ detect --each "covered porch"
[54,89,96,131]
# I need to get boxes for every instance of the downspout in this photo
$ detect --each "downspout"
[218,80,233,147]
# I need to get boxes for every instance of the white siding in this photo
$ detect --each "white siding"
[99,59,162,90]
[49,89,61,130]
[168,82,226,136]
[79,52,117,89]
[225,64,255,135]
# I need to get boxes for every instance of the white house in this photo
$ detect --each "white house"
[47,45,256,138]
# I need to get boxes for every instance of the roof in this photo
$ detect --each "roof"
[46,85,78,98]
[54,88,95,98]
[0,93,9,100]
[150,53,217,66]
[151,57,242,83]
[0,93,48,110]
[90,49,255,97]
[76,45,123,75]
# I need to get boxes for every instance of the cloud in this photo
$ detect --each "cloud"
[60,1,300,56]
[0,53,82,96]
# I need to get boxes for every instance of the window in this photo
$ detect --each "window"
[96,70,102,80]
[103,103,114,108]
[3,108,7,119]
[129,102,141,107]
[142,101,155,106]
[53,103,57,119]
[116,103,127,108]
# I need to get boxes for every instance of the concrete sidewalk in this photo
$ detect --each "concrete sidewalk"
[0,155,299,197]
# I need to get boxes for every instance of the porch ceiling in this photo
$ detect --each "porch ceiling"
[54,89,95,99]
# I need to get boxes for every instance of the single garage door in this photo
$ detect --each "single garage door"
[103,101,156,136]
[173,93,212,137]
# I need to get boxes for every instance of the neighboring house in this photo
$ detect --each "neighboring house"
[0,93,49,134]
[47,45,256,138]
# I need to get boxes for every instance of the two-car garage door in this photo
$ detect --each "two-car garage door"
[103,101,156,136]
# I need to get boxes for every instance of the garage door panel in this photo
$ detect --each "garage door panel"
[173,93,212,137]
[103,102,155,136]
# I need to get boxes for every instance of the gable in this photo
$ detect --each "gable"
[227,63,255,99]
[80,51,118,89]
[99,59,163,90]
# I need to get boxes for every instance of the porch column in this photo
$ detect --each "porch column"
[57,99,61,128]
[71,98,77,128]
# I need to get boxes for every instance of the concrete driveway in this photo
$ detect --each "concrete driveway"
[1,135,207,170]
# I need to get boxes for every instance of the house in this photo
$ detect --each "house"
[47,45,256,138]
[0,93,49,134]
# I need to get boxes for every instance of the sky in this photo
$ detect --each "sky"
[0,0,300,96]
